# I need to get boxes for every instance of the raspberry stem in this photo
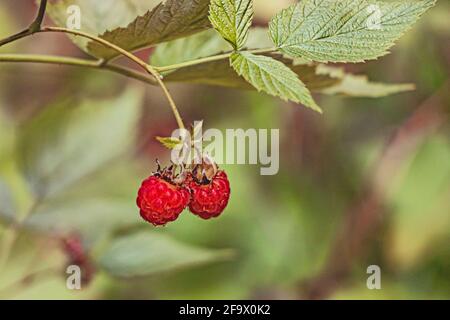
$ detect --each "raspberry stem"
[153,47,278,73]
[0,22,186,130]
[0,0,47,46]
[0,54,158,85]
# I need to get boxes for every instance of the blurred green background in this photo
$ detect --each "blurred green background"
[0,0,449,299]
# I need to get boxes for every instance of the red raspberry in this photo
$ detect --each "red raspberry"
[137,175,190,226]
[189,171,231,219]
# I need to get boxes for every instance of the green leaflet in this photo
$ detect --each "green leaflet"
[269,0,437,63]
[46,0,161,55]
[25,198,138,245]
[209,0,254,50]
[152,29,414,98]
[87,0,212,59]
[156,136,183,149]
[99,231,233,277]
[23,162,146,246]
[152,28,338,90]
[317,65,415,97]
[230,52,321,112]
[162,55,338,91]
[152,29,232,67]
[151,28,273,67]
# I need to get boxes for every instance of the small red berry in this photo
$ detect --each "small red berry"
[189,171,231,219]
[137,174,190,226]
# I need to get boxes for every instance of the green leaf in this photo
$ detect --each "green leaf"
[209,0,254,50]
[152,28,338,90]
[317,65,415,97]
[164,55,250,87]
[152,29,231,67]
[230,52,321,112]
[151,27,275,67]
[156,136,182,149]
[46,0,161,54]
[17,87,143,198]
[99,231,233,277]
[25,198,137,245]
[163,56,338,91]
[23,163,145,245]
[269,0,437,63]
[87,0,212,59]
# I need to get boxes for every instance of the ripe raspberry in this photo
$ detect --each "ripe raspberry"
[189,171,231,219]
[137,174,190,226]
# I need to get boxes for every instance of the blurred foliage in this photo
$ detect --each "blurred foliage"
[0,0,449,299]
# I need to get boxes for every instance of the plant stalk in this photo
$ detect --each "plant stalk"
[0,54,158,85]
[40,27,185,129]
[154,47,278,73]
[29,0,48,32]
[0,0,48,47]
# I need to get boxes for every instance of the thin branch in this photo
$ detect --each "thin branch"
[154,47,278,73]
[0,3,277,130]
[154,52,232,73]
[29,0,48,32]
[40,27,150,72]
[0,29,31,47]
[40,26,185,129]
[1,23,185,129]
[0,0,48,47]
[0,54,158,85]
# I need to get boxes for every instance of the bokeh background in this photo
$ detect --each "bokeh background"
[0,0,449,299]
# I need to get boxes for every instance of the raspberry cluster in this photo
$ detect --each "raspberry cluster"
[136,162,230,226]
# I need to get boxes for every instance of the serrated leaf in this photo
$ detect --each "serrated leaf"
[17,87,143,198]
[87,0,212,59]
[163,56,338,91]
[152,28,338,90]
[151,26,274,67]
[230,52,321,112]
[317,65,415,97]
[156,136,182,149]
[209,0,254,50]
[46,0,160,54]
[99,231,233,277]
[269,0,436,63]
[164,55,250,87]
